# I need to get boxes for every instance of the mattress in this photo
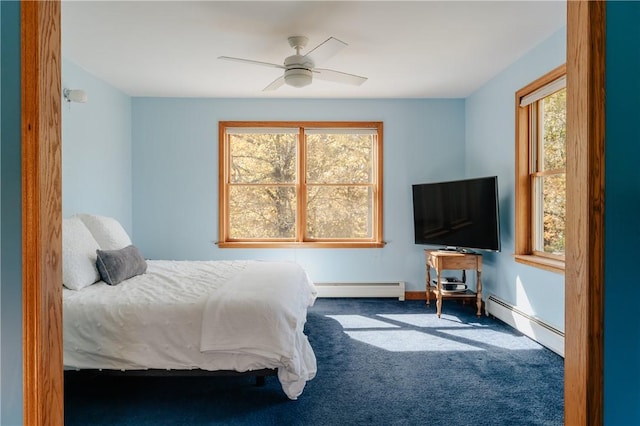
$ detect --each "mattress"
[63,259,317,399]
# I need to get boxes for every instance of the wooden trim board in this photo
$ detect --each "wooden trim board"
[21,1,63,424]
[565,1,606,424]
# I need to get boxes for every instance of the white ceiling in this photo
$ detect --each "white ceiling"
[61,1,566,99]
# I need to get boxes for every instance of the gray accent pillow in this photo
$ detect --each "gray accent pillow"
[96,245,147,285]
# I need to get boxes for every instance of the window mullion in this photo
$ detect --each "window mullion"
[527,106,537,253]
[531,103,539,173]
[221,131,231,243]
[533,104,543,253]
[373,134,380,238]
[298,127,306,243]
[532,168,566,177]
[532,175,544,252]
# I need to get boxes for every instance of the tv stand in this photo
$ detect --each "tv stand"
[439,247,478,254]
[425,249,483,317]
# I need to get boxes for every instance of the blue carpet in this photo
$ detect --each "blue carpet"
[65,298,563,425]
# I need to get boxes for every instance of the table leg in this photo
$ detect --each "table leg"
[426,262,431,306]
[436,270,442,318]
[476,270,482,317]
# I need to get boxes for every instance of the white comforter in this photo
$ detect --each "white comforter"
[63,259,317,399]
[200,261,317,398]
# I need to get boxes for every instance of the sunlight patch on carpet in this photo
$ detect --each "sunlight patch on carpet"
[377,313,482,328]
[438,329,543,350]
[326,315,400,329]
[344,330,484,352]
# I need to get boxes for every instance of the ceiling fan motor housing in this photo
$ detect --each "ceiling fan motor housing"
[284,55,314,88]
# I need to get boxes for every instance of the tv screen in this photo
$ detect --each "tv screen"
[412,176,501,252]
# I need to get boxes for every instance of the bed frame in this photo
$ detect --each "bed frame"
[64,368,277,386]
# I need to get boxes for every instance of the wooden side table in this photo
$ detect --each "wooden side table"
[425,250,483,317]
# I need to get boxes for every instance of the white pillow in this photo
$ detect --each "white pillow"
[62,217,101,290]
[77,213,133,250]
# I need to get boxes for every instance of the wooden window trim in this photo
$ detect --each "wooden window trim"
[514,64,566,273]
[218,121,384,248]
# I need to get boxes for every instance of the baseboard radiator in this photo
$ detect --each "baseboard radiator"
[485,295,564,357]
[315,282,405,301]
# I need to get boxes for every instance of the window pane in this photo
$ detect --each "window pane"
[306,133,373,183]
[306,186,373,238]
[229,133,297,183]
[540,88,566,171]
[229,186,296,238]
[541,173,565,255]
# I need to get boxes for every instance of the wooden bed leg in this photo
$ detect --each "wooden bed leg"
[255,376,266,387]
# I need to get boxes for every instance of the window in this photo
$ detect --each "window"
[218,121,384,248]
[515,65,566,273]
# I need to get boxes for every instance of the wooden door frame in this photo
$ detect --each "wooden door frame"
[21,1,64,425]
[565,1,606,424]
[21,1,605,424]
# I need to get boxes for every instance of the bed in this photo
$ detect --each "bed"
[62,214,317,400]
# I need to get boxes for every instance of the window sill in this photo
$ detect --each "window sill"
[514,254,565,274]
[218,241,386,249]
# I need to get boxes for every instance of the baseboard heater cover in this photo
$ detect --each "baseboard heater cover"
[485,295,564,357]
[315,282,405,301]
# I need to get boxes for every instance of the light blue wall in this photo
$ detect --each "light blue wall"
[62,59,133,232]
[131,98,465,289]
[604,2,640,424]
[464,27,566,330]
[0,2,23,424]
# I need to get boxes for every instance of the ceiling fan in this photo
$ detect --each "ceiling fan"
[218,36,368,91]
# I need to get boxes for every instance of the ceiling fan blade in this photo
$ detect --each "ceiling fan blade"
[263,75,286,91]
[303,37,347,66]
[218,56,285,70]
[313,68,368,86]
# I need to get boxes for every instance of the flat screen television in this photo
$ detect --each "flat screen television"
[412,176,501,252]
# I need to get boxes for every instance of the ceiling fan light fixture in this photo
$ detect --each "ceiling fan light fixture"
[219,36,367,91]
[284,68,312,88]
